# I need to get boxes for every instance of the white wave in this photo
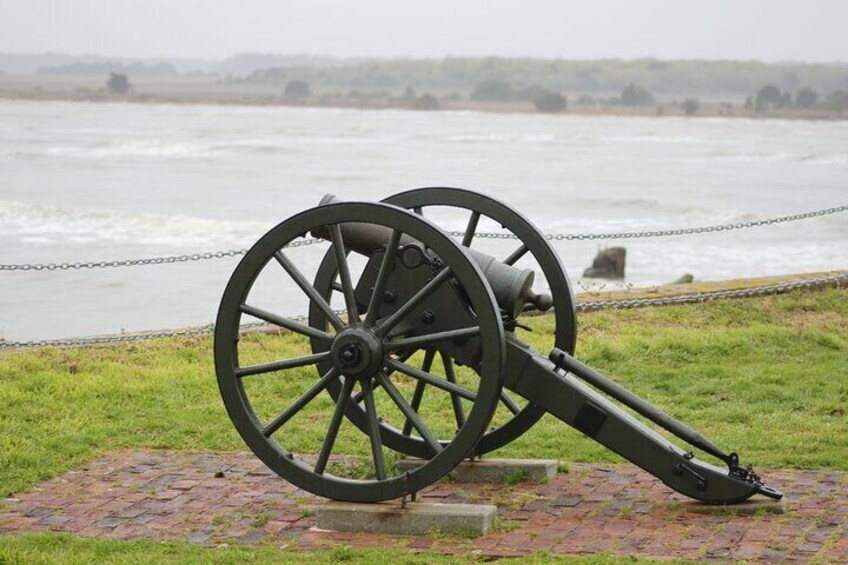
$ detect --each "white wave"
[45,140,219,159]
[308,136,398,145]
[0,149,42,160]
[444,133,555,143]
[19,236,53,244]
[446,134,512,142]
[714,152,797,164]
[210,135,398,152]
[606,197,663,209]
[519,134,555,143]
[207,143,286,154]
[0,201,271,248]
[14,135,401,161]
[699,152,848,165]
[798,153,848,165]
[601,134,699,144]
[585,197,746,222]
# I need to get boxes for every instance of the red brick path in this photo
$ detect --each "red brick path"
[1,451,845,562]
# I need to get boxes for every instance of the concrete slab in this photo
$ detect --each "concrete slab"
[678,495,789,516]
[316,501,497,536]
[398,458,558,483]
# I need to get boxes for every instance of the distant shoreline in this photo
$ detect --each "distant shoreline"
[1,73,845,121]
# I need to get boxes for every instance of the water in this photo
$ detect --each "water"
[0,99,845,341]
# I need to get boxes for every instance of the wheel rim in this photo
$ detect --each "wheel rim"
[215,201,504,502]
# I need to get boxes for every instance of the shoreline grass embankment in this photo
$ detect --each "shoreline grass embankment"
[1,73,846,121]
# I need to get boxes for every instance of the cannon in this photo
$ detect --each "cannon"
[214,187,782,504]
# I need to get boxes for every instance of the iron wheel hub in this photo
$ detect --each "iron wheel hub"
[330,327,384,379]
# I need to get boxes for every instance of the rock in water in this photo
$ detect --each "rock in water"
[583,247,626,279]
[672,273,694,284]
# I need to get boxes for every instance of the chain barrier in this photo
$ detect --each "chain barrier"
[0,322,269,350]
[1,206,845,272]
[2,272,845,350]
[577,272,848,312]
[454,204,848,242]
[0,238,323,272]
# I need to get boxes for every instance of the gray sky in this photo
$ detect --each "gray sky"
[1,0,846,62]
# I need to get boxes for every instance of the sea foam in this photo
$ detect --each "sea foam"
[0,201,270,248]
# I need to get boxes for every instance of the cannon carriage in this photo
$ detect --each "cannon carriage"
[214,187,782,504]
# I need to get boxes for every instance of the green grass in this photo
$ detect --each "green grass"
[0,534,678,564]
[1,287,846,497]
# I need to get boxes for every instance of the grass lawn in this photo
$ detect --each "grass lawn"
[0,533,679,564]
[0,286,845,562]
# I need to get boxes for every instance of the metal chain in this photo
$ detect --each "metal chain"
[0,238,322,272]
[0,321,269,350]
[2,272,844,350]
[577,272,848,311]
[456,204,848,242]
[1,206,845,272]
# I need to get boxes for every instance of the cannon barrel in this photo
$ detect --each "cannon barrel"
[312,194,552,318]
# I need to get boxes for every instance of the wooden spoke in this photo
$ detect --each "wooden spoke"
[383,326,480,352]
[237,351,331,378]
[375,371,443,456]
[441,353,466,429]
[384,358,477,402]
[361,379,386,480]
[274,251,344,330]
[504,244,529,266]
[364,229,402,327]
[240,304,333,343]
[500,391,521,415]
[402,382,427,437]
[328,224,360,324]
[402,350,436,436]
[262,368,340,437]
[315,376,356,475]
[461,211,481,247]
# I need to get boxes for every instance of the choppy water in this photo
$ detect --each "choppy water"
[0,99,846,341]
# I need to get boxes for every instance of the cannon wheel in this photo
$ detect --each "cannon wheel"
[313,187,576,458]
[215,201,504,502]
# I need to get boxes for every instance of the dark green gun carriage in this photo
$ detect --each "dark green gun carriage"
[215,188,782,504]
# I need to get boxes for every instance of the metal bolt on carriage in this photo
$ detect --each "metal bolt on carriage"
[214,187,783,504]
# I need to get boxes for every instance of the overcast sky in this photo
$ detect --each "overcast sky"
[0,0,846,62]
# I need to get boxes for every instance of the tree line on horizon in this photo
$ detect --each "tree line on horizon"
[78,56,848,115]
[236,57,848,115]
[264,76,848,115]
[244,57,848,99]
[101,68,848,115]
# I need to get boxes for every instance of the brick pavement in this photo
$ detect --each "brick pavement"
[1,451,845,562]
